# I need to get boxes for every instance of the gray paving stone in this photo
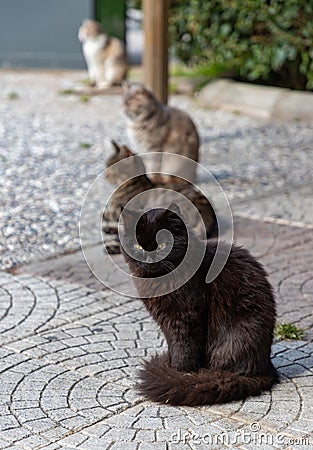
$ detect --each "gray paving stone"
[16,434,51,449]
[77,437,113,450]
[0,414,20,431]
[138,443,166,450]
[0,440,14,450]
[0,329,311,448]
[133,417,163,430]
[0,68,313,448]
[134,429,156,442]
[109,443,139,450]
[54,434,88,448]
[0,428,31,443]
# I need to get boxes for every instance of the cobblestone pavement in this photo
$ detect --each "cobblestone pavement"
[16,217,313,341]
[0,272,313,449]
[233,183,313,227]
[0,217,309,449]
[1,70,313,448]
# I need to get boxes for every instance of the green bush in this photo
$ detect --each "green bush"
[169,0,313,90]
[275,322,305,340]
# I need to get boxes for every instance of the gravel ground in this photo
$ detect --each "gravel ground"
[1,69,313,269]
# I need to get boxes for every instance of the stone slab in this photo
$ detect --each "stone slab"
[198,79,313,122]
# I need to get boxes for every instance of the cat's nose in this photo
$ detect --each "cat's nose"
[144,252,155,263]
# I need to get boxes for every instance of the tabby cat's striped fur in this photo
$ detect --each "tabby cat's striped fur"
[102,142,217,253]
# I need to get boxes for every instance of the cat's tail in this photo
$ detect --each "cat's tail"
[138,354,278,406]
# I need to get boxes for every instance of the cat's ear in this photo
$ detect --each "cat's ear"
[136,83,156,99]
[167,203,181,216]
[122,80,131,91]
[121,145,133,158]
[111,140,121,154]
[121,207,139,227]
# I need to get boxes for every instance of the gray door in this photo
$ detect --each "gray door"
[0,0,94,69]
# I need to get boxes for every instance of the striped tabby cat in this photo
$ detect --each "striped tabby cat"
[102,142,217,253]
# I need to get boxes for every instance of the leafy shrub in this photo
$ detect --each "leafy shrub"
[275,322,305,340]
[169,0,313,90]
[127,0,141,10]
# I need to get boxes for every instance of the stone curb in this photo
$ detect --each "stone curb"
[197,79,313,122]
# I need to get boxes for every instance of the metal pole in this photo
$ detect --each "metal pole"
[143,0,169,104]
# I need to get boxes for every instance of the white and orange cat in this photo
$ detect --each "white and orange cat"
[78,19,127,88]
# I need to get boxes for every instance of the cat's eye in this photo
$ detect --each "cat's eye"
[133,243,143,251]
[158,242,167,250]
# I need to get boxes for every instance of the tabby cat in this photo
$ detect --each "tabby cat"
[102,142,216,253]
[121,206,278,406]
[123,82,199,183]
[78,19,127,88]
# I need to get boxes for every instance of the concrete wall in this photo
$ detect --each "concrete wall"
[0,0,94,69]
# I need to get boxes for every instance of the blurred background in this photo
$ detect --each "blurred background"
[1,0,312,90]
[0,0,142,68]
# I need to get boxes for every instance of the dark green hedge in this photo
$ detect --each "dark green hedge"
[169,0,313,90]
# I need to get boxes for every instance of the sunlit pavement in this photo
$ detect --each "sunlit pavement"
[1,70,313,449]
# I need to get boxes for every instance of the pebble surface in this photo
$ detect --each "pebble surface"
[1,70,312,269]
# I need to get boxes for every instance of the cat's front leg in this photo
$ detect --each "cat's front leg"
[166,330,205,373]
[104,235,120,254]
[93,64,108,88]
[102,208,119,235]
[85,61,97,86]
[87,60,103,87]
[170,342,203,373]
[98,80,111,89]
[102,220,118,235]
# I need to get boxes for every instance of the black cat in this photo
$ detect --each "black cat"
[121,206,279,406]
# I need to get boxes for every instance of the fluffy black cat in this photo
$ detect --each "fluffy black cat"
[121,206,278,406]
